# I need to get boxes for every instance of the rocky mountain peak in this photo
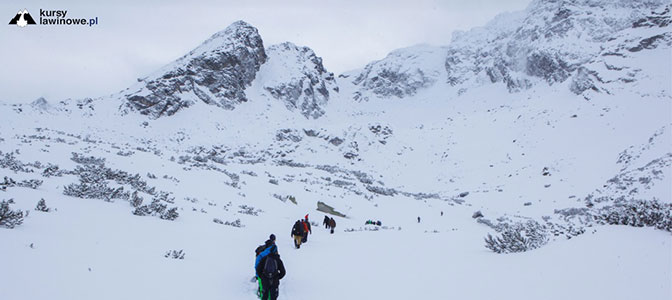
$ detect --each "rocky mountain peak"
[123,20,266,118]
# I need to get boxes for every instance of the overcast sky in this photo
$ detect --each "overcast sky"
[0,0,531,103]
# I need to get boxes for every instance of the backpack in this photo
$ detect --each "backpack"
[263,255,278,279]
[255,245,265,256]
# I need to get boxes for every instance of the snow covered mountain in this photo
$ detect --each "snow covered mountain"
[348,0,671,99]
[1,1,670,300]
[122,21,337,120]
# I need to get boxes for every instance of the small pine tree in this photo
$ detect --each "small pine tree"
[35,198,50,212]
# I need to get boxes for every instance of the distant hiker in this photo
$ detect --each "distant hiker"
[323,215,330,229]
[256,245,286,300]
[417,216,421,223]
[441,211,444,216]
[301,218,311,243]
[291,220,304,249]
[366,220,381,226]
[329,217,336,234]
[255,234,278,297]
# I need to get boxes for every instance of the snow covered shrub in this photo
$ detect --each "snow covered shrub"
[484,220,549,254]
[213,218,224,224]
[35,198,50,212]
[225,219,244,228]
[153,191,175,204]
[238,205,260,216]
[70,152,106,166]
[1,176,17,190]
[0,199,24,229]
[0,151,34,173]
[130,191,143,208]
[366,185,397,196]
[42,164,64,177]
[17,179,43,189]
[133,199,179,220]
[132,205,151,216]
[595,199,672,232]
[160,207,179,221]
[164,249,185,260]
[63,181,116,200]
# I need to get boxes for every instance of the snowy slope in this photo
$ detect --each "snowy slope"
[0,0,671,299]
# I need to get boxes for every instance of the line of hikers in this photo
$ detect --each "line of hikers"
[254,214,337,299]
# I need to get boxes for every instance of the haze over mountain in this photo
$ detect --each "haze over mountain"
[1,0,670,299]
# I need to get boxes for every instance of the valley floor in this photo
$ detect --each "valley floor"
[1,195,670,300]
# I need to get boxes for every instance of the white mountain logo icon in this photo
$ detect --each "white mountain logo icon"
[9,9,36,27]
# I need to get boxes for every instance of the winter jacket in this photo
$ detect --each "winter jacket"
[291,221,304,236]
[329,218,336,228]
[304,221,311,234]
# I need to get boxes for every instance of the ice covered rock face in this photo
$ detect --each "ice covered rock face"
[125,21,266,118]
[261,42,338,119]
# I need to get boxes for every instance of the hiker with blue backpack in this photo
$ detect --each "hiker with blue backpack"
[256,242,286,300]
[255,234,280,298]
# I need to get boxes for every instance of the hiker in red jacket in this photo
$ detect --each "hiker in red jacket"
[301,217,311,243]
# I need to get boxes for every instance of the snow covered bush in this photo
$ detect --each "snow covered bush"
[366,185,397,196]
[35,198,50,212]
[70,152,105,166]
[164,249,185,260]
[238,205,260,216]
[1,176,16,191]
[63,181,116,201]
[225,219,244,227]
[0,199,24,229]
[484,220,549,254]
[42,164,64,177]
[130,191,143,208]
[594,199,672,232]
[17,179,43,189]
[0,151,34,173]
[160,207,179,221]
[133,199,179,221]
[1,177,43,190]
